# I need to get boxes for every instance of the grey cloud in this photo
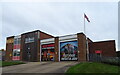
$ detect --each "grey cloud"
[1,2,118,51]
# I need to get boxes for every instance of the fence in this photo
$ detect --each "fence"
[89,53,120,66]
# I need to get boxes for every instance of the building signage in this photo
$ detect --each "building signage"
[60,41,78,61]
[25,37,34,43]
[42,44,54,49]
[12,49,20,60]
[13,44,20,49]
[95,50,102,53]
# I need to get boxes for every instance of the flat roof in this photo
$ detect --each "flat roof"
[58,32,84,38]
[91,40,115,43]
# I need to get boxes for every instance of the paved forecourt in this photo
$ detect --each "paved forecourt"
[2,61,79,73]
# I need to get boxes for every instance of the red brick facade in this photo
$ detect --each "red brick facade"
[89,40,116,57]
[5,36,14,61]
[5,30,117,62]
[77,33,87,62]
[21,30,54,61]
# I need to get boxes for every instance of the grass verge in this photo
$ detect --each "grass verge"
[66,62,119,74]
[0,61,25,67]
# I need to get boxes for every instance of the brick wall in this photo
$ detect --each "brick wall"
[54,37,59,62]
[5,36,14,61]
[21,30,54,61]
[77,33,87,62]
[40,31,54,40]
[89,40,116,57]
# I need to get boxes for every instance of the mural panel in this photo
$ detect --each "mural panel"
[60,41,78,61]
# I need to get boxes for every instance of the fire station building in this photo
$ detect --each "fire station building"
[5,30,116,62]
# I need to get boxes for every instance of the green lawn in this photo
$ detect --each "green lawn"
[66,62,119,74]
[0,61,25,67]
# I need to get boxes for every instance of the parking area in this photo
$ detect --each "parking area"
[2,62,79,73]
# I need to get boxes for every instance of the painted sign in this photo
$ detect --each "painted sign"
[42,44,54,49]
[12,49,20,60]
[12,36,21,61]
[13,44,20,49]
[25,37,34,43]
[95,50,102,53]
[60,41,78,61]
[7,38,14,43]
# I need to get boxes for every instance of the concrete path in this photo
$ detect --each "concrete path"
[2,62,79,73]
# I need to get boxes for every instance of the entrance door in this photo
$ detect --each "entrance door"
[60,41,78,61]
[41,44,55,61]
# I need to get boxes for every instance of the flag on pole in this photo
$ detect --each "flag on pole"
[84,13,90,22]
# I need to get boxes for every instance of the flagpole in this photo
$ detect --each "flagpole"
[84,13,86,34]
[84,13,89,61]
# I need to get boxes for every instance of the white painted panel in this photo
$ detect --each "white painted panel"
[40,43,41,62]
[41,38,55,45]
[41,41,54,44]
[59,42,60,62]
[59,34,77,41]
[14,35,21,38]
[59,38,77,42]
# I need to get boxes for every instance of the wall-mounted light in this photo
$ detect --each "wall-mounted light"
[56,52,57,54]
[28,47,30,49]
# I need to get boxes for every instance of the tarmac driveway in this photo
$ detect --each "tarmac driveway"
[2,61,79,74]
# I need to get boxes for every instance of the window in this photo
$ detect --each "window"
[25,38,29,43]
[14,38,21,45]
[14,39,17,45]
[18,38,21,44]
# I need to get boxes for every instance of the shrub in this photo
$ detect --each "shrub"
[101,57,120,66]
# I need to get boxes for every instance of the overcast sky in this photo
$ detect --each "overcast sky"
[0,1,119,51]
